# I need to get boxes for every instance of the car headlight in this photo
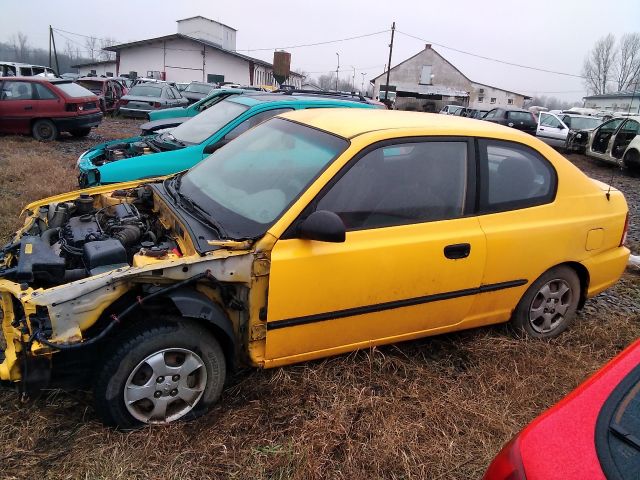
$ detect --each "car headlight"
[576,133,582,139]
[76,150,89,167]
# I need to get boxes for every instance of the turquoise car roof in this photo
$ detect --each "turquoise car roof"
[226,94,372,108]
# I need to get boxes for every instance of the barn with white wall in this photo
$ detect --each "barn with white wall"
[71,60,117,77]
[104,16,302,88]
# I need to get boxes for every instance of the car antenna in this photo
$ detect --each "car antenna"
[606,82,639,201]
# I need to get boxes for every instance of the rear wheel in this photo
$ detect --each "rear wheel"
[70,128,91,138]
[94,319,226,429]
[32,119,58,141]
[510,266,581,339]
[623,150,640,171]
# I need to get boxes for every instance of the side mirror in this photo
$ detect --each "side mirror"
[297,210,346,243]
[203,139,229,155]
[557,124,565,130]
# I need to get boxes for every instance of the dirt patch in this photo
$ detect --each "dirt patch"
[0,124,639,479]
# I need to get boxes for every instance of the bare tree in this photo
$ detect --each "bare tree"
[315,72,354,91]
[10,32,30,62]
[64,41,77,62]
[98,36,117,61]
[84,36,99,61]
[582,34,616,95]
[615,33,640,91]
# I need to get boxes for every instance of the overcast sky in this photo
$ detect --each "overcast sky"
[2,0,638,101]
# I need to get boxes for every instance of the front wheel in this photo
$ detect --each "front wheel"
[94,319,226,429]
[623,150,640,171]
[32,119,59,141]
[510,266,581,339]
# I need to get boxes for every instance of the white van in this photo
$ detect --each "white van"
[0,62,57,77]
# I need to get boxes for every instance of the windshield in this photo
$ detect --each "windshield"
[569,117,602,130]
[128,85,162,97]
[186,83,213,94]
[180,117,349,239]
[55,82,94,97]
[171,99,248,144]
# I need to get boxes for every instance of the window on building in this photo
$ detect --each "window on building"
[106,72,114,77]
[490,97,496,104]
[479,88,485,94]
[419,65,433,85]
[479,139,556,212]
[90,69,96,75]
[316,141,469,230]
[207,74,225,84]
[507,98,514,105]
[478,96,484,103]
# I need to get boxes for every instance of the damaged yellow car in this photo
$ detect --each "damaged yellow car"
[0,109,630,428]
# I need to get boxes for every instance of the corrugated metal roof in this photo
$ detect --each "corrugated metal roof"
[583,90,640,100]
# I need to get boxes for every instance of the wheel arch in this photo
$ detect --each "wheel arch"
[558,261,590,309]
[163,287,237,370]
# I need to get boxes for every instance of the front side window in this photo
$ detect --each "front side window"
[223,108,293,141]
[316,141,469,230]
[171,98,248,145]
[598,118,625,134]
[0,81,34,100]
[540,113,562,128]
[180,118,348,238]
[480,139,556,212]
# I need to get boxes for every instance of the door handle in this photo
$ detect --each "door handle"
[24,106,33,110]
[444,243,471,259]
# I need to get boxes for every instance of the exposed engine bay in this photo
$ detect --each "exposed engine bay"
[91,141,157,166]
[0,187,181,288]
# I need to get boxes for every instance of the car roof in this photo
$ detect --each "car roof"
[277,108,528,139]
[76,77,109,82]
[227,94,371,108]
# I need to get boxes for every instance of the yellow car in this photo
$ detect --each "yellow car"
[0,109,629,428]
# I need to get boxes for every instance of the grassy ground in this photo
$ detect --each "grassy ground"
[0,120,639,479]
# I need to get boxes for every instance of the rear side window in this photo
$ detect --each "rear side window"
[34,83,58,100]
[316,140,470,230]
[479,139,556,212]
[0,81,35,100]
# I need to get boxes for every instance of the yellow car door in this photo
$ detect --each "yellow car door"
[264,139,488,365]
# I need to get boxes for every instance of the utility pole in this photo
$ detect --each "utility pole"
[48,26,52,69]
[335,52,340,91]
[50,27,60,75]
[384,22,395,103]
[351,66,355,92]
[361,72,365,94]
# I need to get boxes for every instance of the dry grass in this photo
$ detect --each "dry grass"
[0,121,639,479]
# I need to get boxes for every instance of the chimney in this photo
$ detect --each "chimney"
[425,44,431,49]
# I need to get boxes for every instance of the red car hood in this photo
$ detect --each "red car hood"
[520,340,640,479]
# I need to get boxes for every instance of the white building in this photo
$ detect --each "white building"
[104,16,302,88]
[371,45,529,112]
[583,90,640,114]
[71,60,117,77]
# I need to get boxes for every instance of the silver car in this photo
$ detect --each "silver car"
[119,83,188,118]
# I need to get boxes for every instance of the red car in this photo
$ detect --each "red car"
[0,77,102,140]
[75,77,127,113]
[484,339,640,480]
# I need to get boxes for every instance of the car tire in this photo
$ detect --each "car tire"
[623,150,640,171]
[93,318,226,429]
[70,128,91,138]
[510,266,580,339]
[32,119,59,141]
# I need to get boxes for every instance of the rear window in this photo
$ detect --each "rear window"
[76,81,103,94]
[186,83,213,94]
[596,363,640,480]
[55,82,95,98]
[128,85,162,97]
[507,111,534,122]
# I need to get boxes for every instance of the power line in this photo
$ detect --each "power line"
[396,30,586,79]
[235,30,390,52]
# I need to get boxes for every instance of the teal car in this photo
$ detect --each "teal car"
[147,88,250,121]
[77,94,375,187]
